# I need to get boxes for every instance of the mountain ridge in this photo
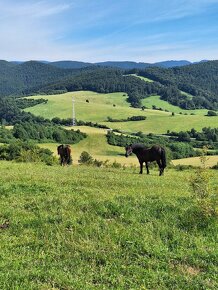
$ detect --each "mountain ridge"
[7,59,210,69]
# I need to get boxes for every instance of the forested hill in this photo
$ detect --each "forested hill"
[137,60,218,94]
[135,60,218,110]
[0,59,218,110]
[0,60,78,97]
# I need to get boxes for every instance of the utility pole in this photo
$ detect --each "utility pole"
[72,96,76,126]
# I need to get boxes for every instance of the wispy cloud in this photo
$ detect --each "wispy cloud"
[0,0,218,61]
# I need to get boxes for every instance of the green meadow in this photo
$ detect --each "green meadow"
[25,91,218,134]
[172,155,218,168]
[142,95,209,115]
[38,126,218,168]
[39,126,138,166]
[0,161,217,289]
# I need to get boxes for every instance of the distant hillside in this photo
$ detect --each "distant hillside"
[49,60,192,70]
[137,60,218,110]
[50,60,94,69]
[9,60,200,70]
[153,60,191,68]
[0,59,217,110]
[96,61,151,69]
[0,61,76,97]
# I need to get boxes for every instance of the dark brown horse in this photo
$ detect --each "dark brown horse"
[125,144,166,176]
[57,144,72,166]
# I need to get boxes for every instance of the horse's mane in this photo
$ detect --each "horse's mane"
[132,143,148,150]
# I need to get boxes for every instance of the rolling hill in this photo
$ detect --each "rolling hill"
[1,59,218,111]
[0,60,76,97]
[25,91,218,134]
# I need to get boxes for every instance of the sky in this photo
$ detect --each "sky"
[1,0,218,62]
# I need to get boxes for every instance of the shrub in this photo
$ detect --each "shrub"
[212,162,218,170]
[0,141,56,165]
[206,110,217,116]
[189,148,217,218]
[93,159,104,167]
[111,161,122,168]
[78,151,93,165]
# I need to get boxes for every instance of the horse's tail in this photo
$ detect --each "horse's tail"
[161,148,167,168]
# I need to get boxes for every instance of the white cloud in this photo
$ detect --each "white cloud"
[0,0,218,61]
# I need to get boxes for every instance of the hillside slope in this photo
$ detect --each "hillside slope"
[25,91,218,134]
[138,61,218,110]
[0,61,76,97]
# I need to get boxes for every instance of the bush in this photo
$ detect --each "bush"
[0,141,56,165]
[211,162,218,170]
[206,110,217,116]
[78,151,93,165]
[189,149,217,218]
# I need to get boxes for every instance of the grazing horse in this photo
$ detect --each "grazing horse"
[125,143,166,176]
[57,144,72,166]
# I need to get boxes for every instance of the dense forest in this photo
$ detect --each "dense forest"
[0,60,77,97]
[133,60,218,110]
[0,60,218,110]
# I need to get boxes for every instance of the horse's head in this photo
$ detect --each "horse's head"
[57,144,63,155]
[125,144,133,157]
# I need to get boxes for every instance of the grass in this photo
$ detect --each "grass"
[172,155,218,168]
[127,74,154,82]
[39,126,138,166]
[142,95,209,115]
[0,161,217,289]
[38,126,218,168]
[25,91,218,134]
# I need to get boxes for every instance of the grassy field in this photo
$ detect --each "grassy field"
[25,91,218,134]
[38,126,218,168]
[172,155,218,168]
[142,95,209,115]
[39,126,138,166]
[127,74,154,82]
[0,161,217,289]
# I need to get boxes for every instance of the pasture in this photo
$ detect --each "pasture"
[0,161,217,289]
[25,91,218,134]
[172,155,218,168]
[142,95,209,115]
[39,126,138,166]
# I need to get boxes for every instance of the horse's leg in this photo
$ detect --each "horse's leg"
[139,162,143,174]
[145,162,149,174]
[156,160,162,176]
[159,158,164,175]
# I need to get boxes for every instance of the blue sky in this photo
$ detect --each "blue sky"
[1,0,218,62]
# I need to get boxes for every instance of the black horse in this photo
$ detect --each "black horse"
[57,144,72,166]
[125,143,166,176]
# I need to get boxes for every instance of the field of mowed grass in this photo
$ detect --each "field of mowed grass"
[172,155,218,168]
[0,161,217,289]
[25,91,218,134]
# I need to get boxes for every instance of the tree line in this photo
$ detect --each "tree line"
[106,131,218,160]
